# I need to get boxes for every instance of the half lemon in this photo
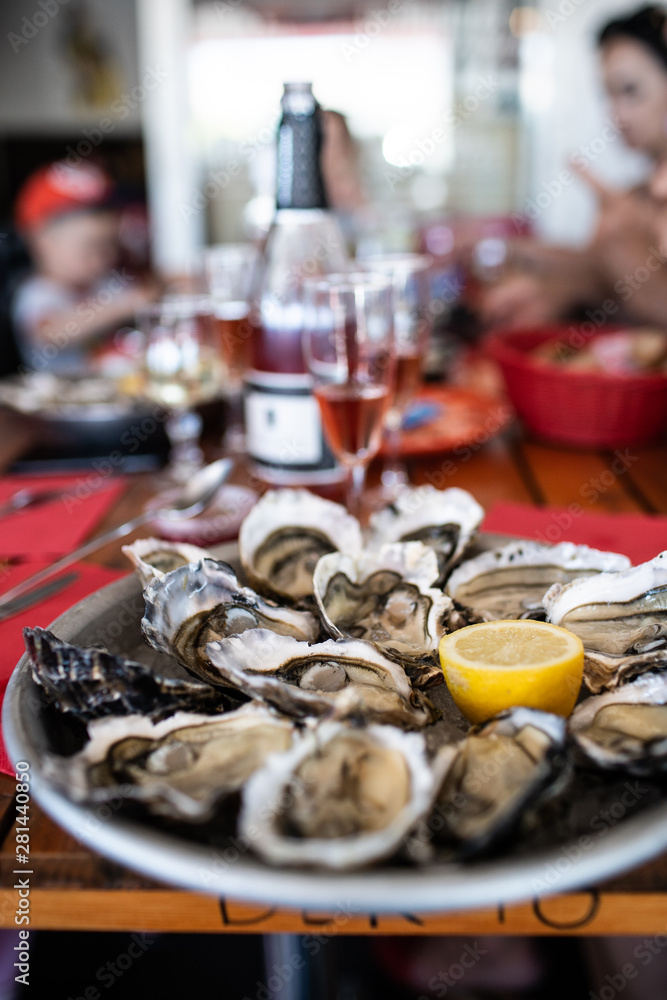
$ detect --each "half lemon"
[439,619,584,724]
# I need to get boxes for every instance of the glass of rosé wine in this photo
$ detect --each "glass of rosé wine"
[302,273,395,520]
[358,253,432,500]
[205,243,258,454]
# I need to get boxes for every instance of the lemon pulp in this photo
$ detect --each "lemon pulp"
[439,619,584,724]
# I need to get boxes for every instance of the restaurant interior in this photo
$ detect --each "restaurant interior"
[1,0,667,997]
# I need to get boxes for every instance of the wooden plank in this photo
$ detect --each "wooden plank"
[517,441,645,513]
[4,889,667,935]
[411,434,535,511]
[618,446,667,514]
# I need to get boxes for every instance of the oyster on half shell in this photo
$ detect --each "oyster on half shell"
[122,538,212,587]
[239,489,363,603]
[446,541,630,625]
[313,542,452,686]
[369,486,484,581]
[142,559,320,685]
[23,627,235,721]
[427,708,568,858]
[44,703,297,822]
[569,671,667,774]
[239,721,434,869]
[206,630,434,729]
[545,551,667,692]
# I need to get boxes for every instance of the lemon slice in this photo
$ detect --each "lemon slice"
[439,620,584,724]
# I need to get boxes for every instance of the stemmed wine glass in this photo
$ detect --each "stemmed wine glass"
[138,295,224,483]
[358,253,432,500]
[204,243,258,454]
[302,273,395,520]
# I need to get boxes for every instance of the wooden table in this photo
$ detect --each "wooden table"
[1,408,666,936]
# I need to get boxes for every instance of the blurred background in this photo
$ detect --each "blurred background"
[0,0,650,274]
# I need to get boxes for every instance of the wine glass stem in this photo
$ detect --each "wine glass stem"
[165,407,204,482]
[346,462,367,521]
[381,407,408,489]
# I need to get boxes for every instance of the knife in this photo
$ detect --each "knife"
[0,571,79,622]
[0,481,109,519]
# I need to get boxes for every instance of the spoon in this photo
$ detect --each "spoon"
[0,458,234,616]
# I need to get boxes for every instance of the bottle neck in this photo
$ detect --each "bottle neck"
[276,105,328,211]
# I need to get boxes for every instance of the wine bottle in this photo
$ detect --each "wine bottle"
[244,82,348,485]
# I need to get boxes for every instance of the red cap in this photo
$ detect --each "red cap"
[14,161,115,233]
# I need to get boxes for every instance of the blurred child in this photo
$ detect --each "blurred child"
[12,160,156,373]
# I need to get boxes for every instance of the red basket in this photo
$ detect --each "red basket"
[486,327,667,448]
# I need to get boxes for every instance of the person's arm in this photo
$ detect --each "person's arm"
[30,282,156,347]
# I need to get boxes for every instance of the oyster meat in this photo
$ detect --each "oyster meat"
[545,551,667,692]
[446,541,630,625]
[45,703,297,822]
[239,489,363,603]
[570,671,667,774]
[427,708,568,857]
[313,542,453,686]
[23,627,234,721]
[369,486,484,581]
[206,630,434,728]
[239,721,434,869]
[122,538,212,587]
[142,559,320,685]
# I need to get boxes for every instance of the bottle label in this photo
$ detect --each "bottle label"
[246,390,322,466]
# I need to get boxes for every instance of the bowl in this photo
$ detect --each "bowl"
[486,327,667,448]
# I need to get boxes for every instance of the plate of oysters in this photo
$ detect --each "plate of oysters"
[5,486,667,912]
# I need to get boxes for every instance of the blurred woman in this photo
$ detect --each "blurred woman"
[482,5,667,330]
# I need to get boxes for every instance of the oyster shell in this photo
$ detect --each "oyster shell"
[312,542,452,686]
[142,559,320,685]
[45,703,296,822]
[239,488,363,603]
[206,630,434,728]
[446,541,630,625]
[122,538,212,587]
[428,708,568,857]
[239,721,434,869]
[570,672,667,774]
[369,486,484,580]
[544,551,667,692]
[23,627,234,721]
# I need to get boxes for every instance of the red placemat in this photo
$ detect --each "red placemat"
[0,475,126,560]
[0,561,125,774]
[383,386,511,458]
[482,502,667,566]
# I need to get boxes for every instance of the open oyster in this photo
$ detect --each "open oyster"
[142,559,320,685]
[313,542,452,686]
[570,672,667,774]
[545,551,667,692]
[446,541,631,625]
[239,489,362,604]
[44,703,297,822]
[239,721,434,869]
[122,538,211,587]
[369,486,484,581]
[23,627,234,721]
[427,708,568,858]
[206,630,434,729]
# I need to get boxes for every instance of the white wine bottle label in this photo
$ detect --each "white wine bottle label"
[246,390,322,466]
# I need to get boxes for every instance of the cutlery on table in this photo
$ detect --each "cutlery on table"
[0,572,80,623]
[0,480,110,519]
[0,458,233,613]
